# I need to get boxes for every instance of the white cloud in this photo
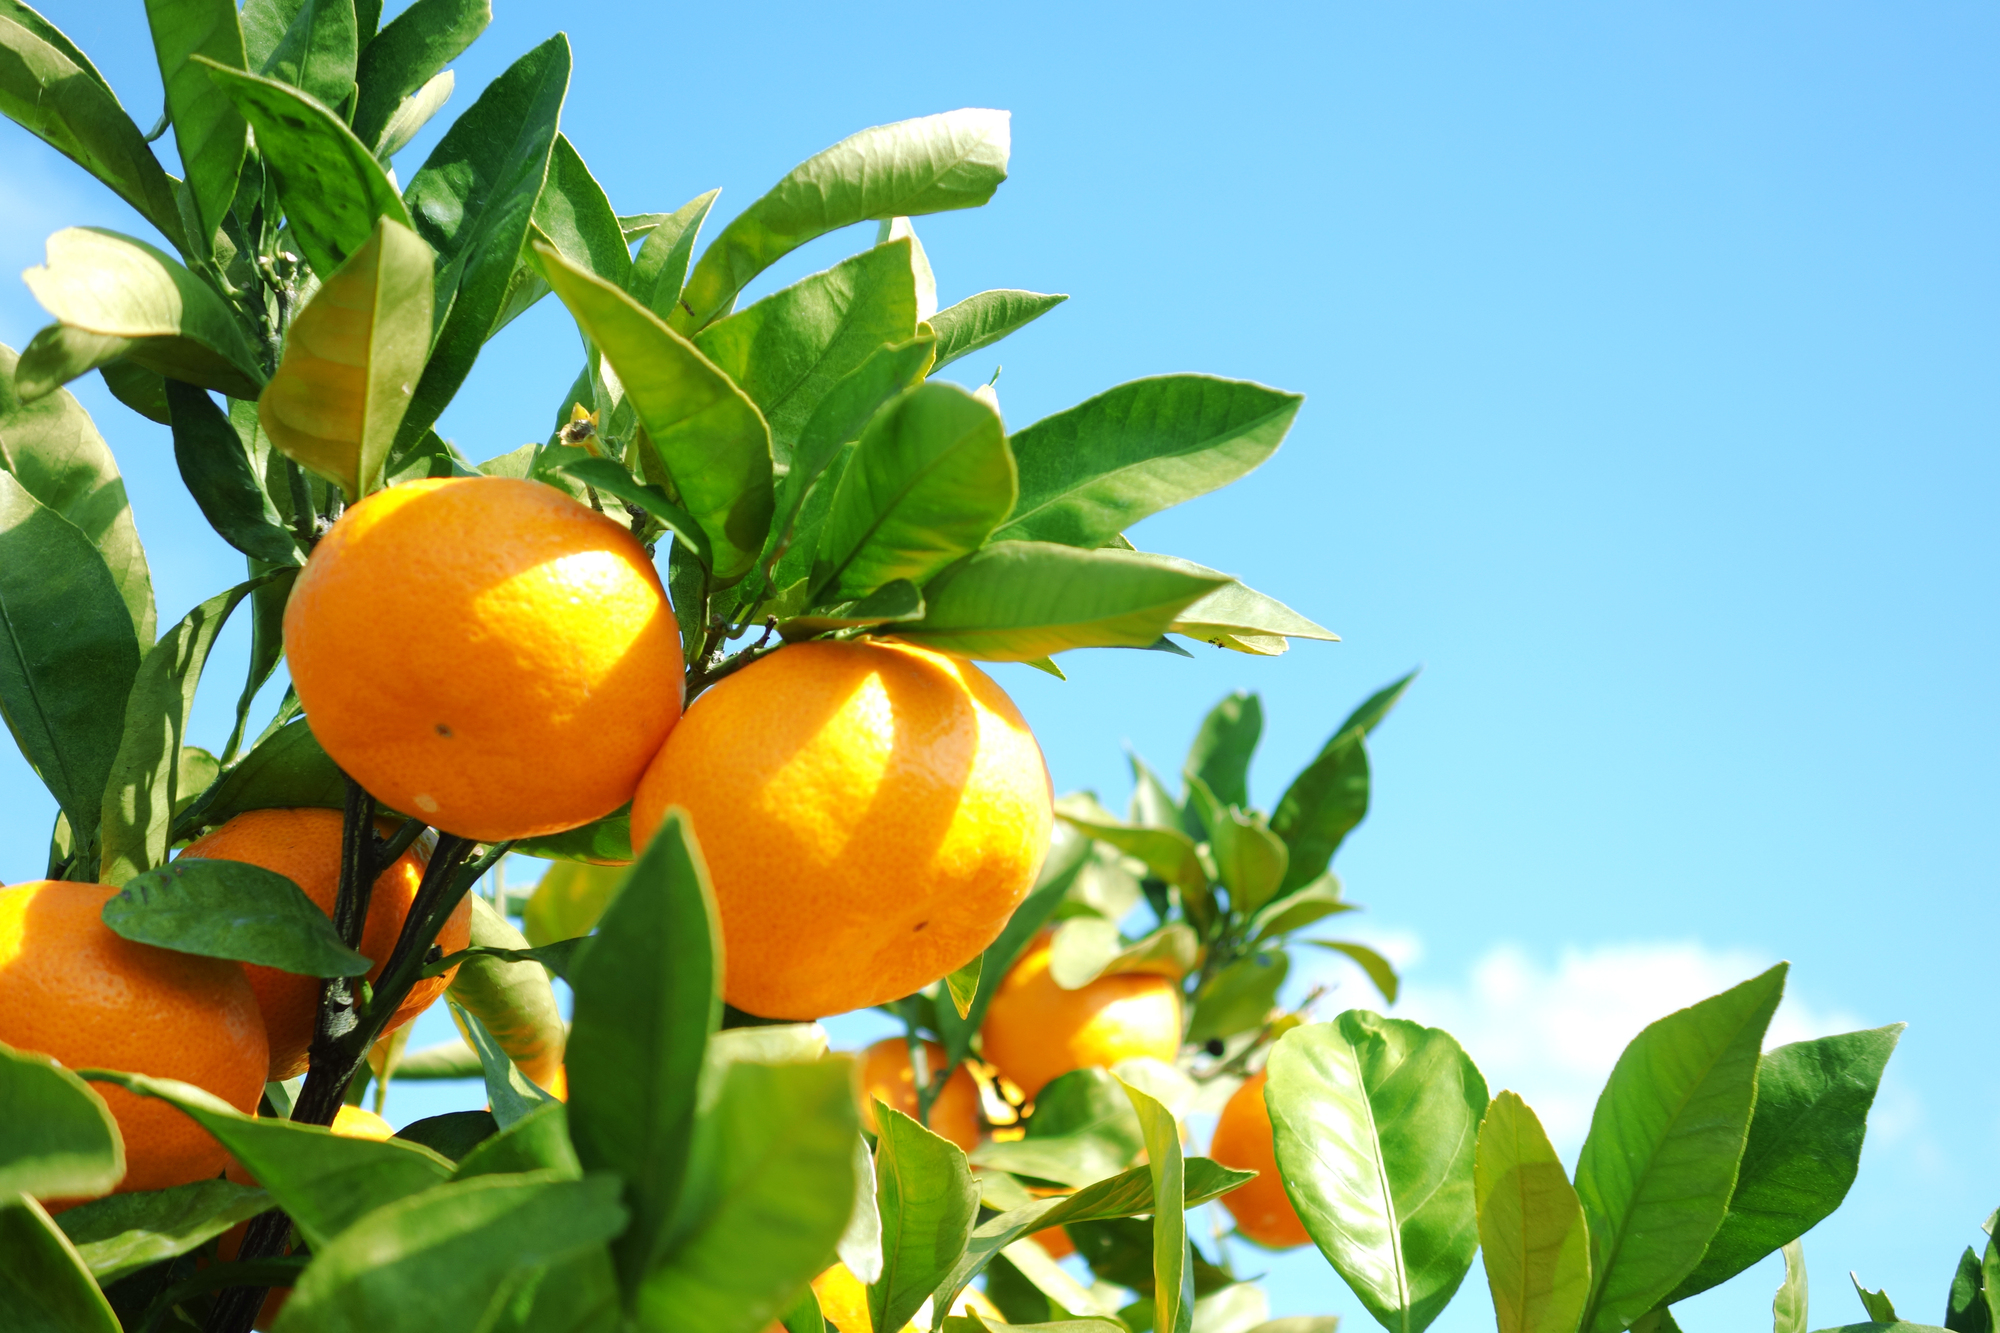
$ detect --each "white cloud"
[1294,936,1867,1159]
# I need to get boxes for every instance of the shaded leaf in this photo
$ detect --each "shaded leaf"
[557,456,709,562]
[1185,691,1262,814]
[870,1104,980,1333]
[441,895,566,1092]
[350,0,487,151]
[55,1178,269,1281]
[146,0,248,249]
[165,379,299,563]
[392,1110,497,1162]
[0,1041,123,1200]
[780,579,924,639]
[1186,952,1289,1045]
[1055,794,1207,895]
[632,188,720,318]
[1165,565,1337,655]
[241,0,358,109]
[0,1196,119,1333]
[493,132,629,333]
[105,856,369,975]
[373,66,451,159]
[97,357,172,425]
[971,1067,1144,1188]
[929,290,1067,372]
[174,714,341,837]
[452,1002,557,1131]
[1476,1091,1589,1333]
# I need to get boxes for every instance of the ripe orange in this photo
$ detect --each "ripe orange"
[1209,1069,1312,1249]
[858,1038,983,1152]
[179,809,469,1080]
[631,640,1051,1019]
[0,881,267,1199]
[979,929,1182,1099]
[284,476,684,842]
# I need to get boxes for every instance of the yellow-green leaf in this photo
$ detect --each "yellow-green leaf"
[1477,1091,1590,1333]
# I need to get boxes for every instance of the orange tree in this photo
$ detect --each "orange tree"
[0,5,1921,1333]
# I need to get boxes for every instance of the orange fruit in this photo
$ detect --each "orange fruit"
[1209,1069,1312,1249]
[0,881,267,1199]
[979,929,1182,1100]
[284,476,684,842]
[800,1262,1003,1332]
[631,640,1051,1019]
[858,1038,983,1152]
[1030,1224,1075,1259]
[179,809,470,1080]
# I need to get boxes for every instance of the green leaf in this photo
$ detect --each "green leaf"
[1163,564,1338,656]
[103,857,368,975]
[393,1111,497,1161]
[373,67,451,159]
[0,471,142,848]
[1270,732,1376,894]
[994,376,1301,549]
[398,33,568,452]
[0,343,154,643]
[493,133,630,333]
[278,1172,626,1333]
[1775,1241,1808,1333]
[1210,809,1288,915]
[633,188,720,318]
[174,714,342,837]
[1266,1012,1490,1333]
[98,357,172,424]
[80,1070,452,1249]
[241,0,358,109]
[0,1042,123,1200]
[935,836,1090,1069]
[0,14,185,250]
[165,380,299,563]
[537,243,774,581]
[1055,794,1208,895]
[1300,939,1399,1005]
[817,380,1012,599]
[1121,1076,1191,1333]
[350,0,487,151]
[928,290,1067,372]
[54,1178,269,1281]
[520,858,626,946]
[1853,1277,1899,1326]
[1668,1025,1903,1302]
[674,108,1010,332]
[1476,1091,1589,1333]
[780,579,924,639]
[1185,692,1262,813]
[696,237,922,465]
[557,456,710,562]
[0,1197,119,1333]
[941,956,982,1020]
[450,1101,578,1182]
[971,1068,1144,1189]
[870,1104,981,1333]
[1574,965,1788,1333]
[1045,918,1197,993]
[637,1058,862,1333]
[391,1041,481,1080]
[146,0,248,250]
[257,216,432,499]
[99,572,282,885]
[1186,952,1288,1045]
[567,809,723,1295]
[895,542,1228,662]
[202,59,413,281]
[452,1002,558,1129]
[1247,875,1353,944]
[441,895,566,1094]
[19,228,262,399]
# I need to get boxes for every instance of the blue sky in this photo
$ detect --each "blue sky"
[1,3,1995,1329]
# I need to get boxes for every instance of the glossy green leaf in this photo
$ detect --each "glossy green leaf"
[538,243,774,580]
[493,132,629,333]
[373,66,451,159]
[0,471,142,848]
[0,1042,123,1200]
[870,1104,980,1333]
[778,579,925,639]
[928,289,1067,372]
[1669,1025,1903,1302]
[1055,794,1208,894]
[81,1070,452,1249]
[1300,939,1399,1005]
[443,894,566,1095]
[633,188,720,317]
[398,33,568,452]
[994,376,1300,549]
[241,0,357,109]
[1775,1241,1808,1333]
[393,1110,497,1161]
[638,1058,862,1333]
[817,380,1012,599]
[146,0,248,249]
[279,1172,626,1333]
[1476,1091,1589,1333]
[104,856,368,975]
[55,1178,269,1281]
[175,714,341,837]
[895,542,1227,662]
[935,836,1089,1069]
[675,108,1010,332]
[165,380,299,563]
[1187,952,1288,1044]
[0,342,154,642]
[203,60,412,281]
[19,228,262,399]
[0,14,184,250]
[568,810,722,1295]
[1270,674,1418,894]
[350,0,487,150]
[450,1101,578,1183]
[0,1196,119,1333]
[257,216,431,499]
[1185,691,1262,813]
[1210,809,1288,914]
[1574,965,1787,1333]
[557,456,710,561]
[696,237,921,465]
[1266,1012,1489,1333]
[99,572,279,885]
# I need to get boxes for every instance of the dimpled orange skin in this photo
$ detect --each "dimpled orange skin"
[859,1038,983,1152]
[979,928,1183,1100]
[178,809,470,1080]
[631,640,1052,1019]
[283,476,683,842]
[1209,1069,1313,1249]
[0,882,267,1199]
